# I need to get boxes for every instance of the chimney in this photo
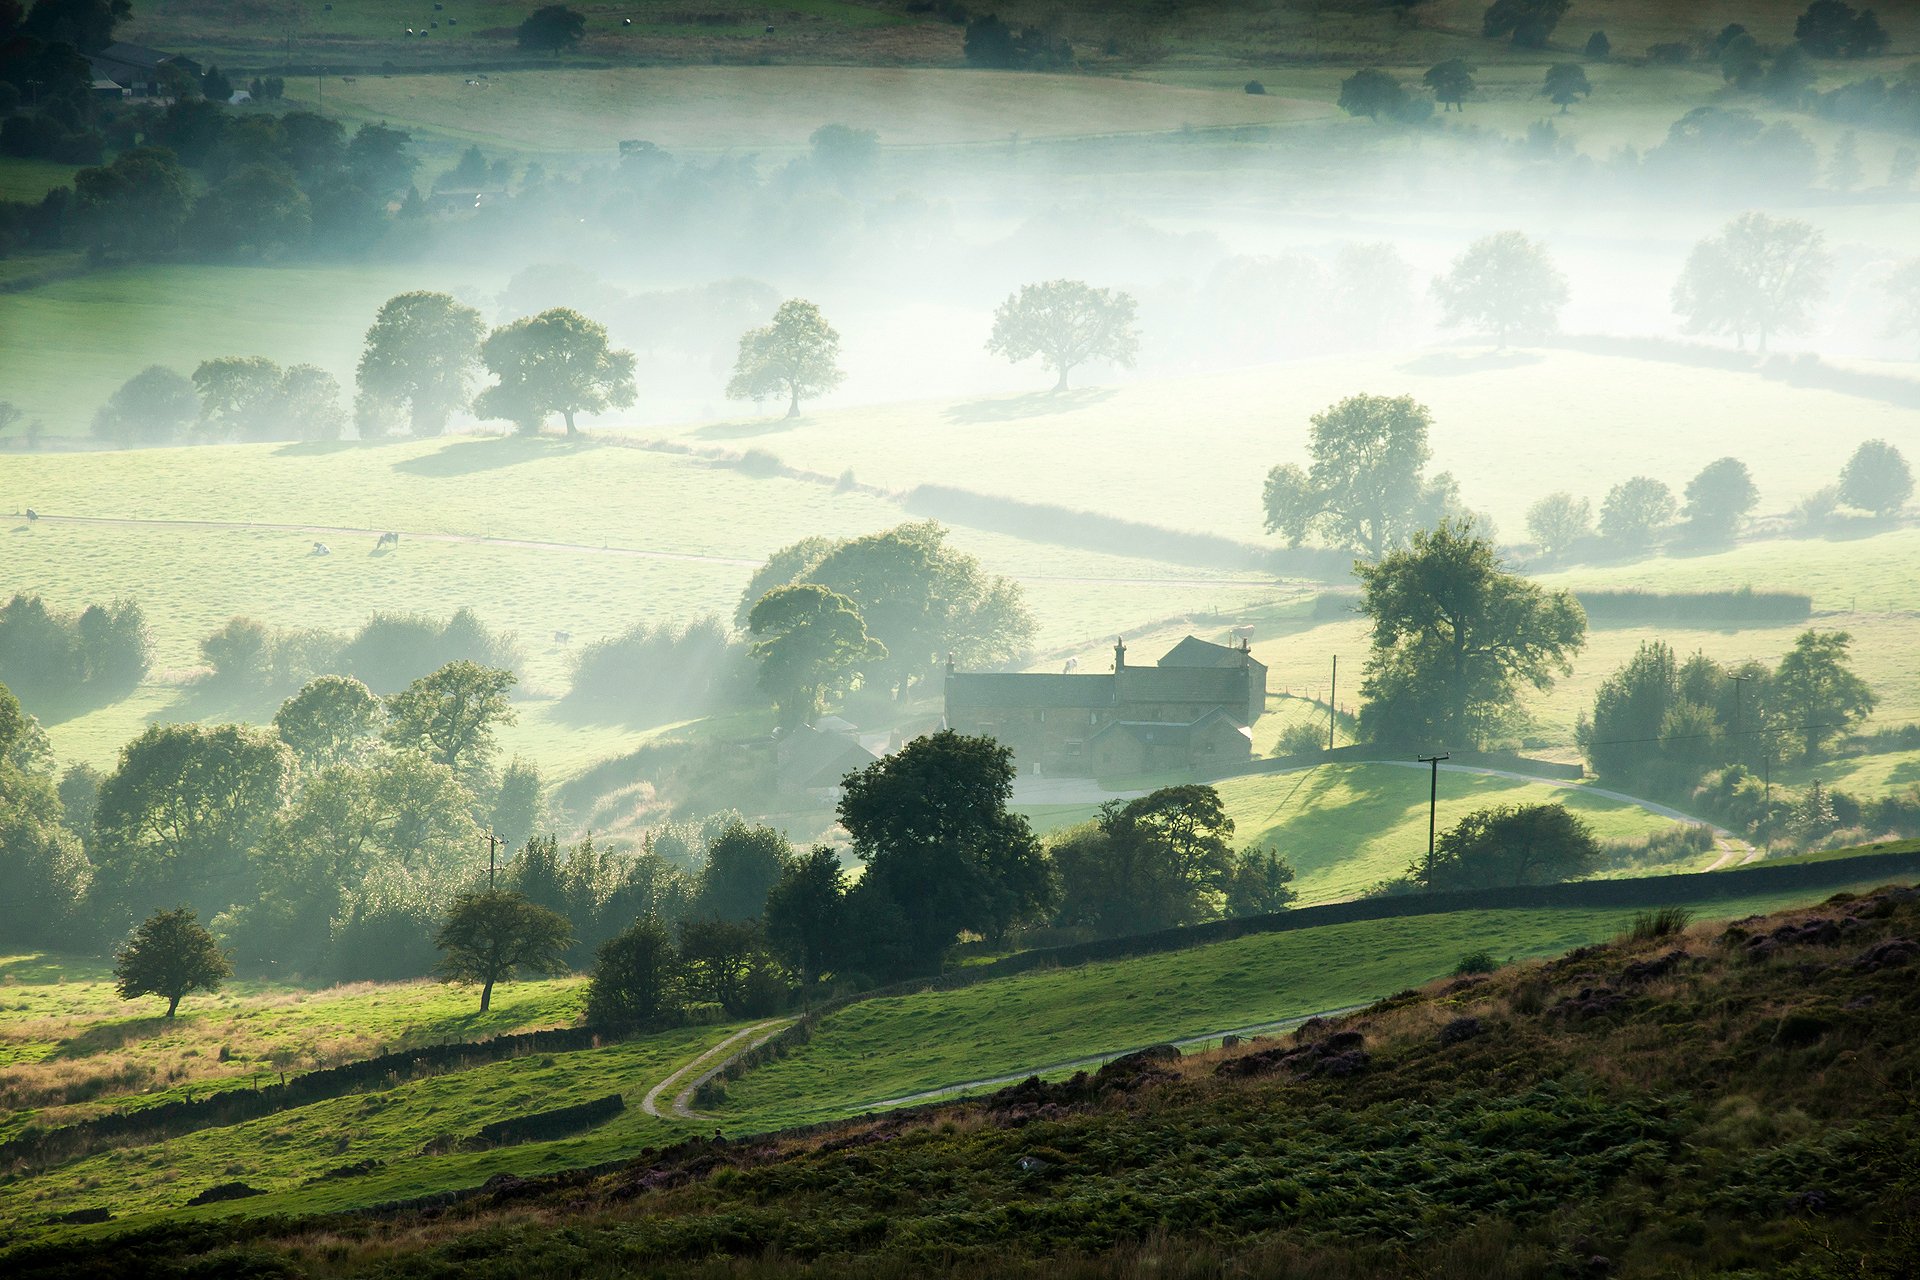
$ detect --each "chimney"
[1113,636,1126,671]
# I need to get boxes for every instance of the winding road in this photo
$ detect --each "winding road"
[640,1019,793,1122]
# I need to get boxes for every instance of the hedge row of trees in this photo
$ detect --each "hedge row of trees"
[0,593,151,703]
[198,607,523,699]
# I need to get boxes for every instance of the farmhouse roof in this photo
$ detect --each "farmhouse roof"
[944,672,1115,710]
[1159,635,1260,669]
[776,726,878,790]
[1116,664,1252,705]
[95,42,180,70]
[1089,709,1252,749]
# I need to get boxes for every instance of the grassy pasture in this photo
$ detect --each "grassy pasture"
[663,350,1919,548]
[712,875,1896,1131]
[0,435,1284,767]
[0,156,81,202]
[276,65,1333,155]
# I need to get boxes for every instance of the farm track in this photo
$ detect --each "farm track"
[10,512,1275,589]
[641,1020,791,1122]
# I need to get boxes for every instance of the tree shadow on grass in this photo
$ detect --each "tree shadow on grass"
[1889,759,1920,786]
[14,678,145,729]
[271,441,362,459]
[52,1016,175,1060]
[150,679,290,730]
[691,417,798,441]
[1396,351,1543,377]
[389,434,586,478]
[944,387,1115,424]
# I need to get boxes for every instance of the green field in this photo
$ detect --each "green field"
[4,853,1910,1237]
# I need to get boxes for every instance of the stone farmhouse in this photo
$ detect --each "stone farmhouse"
[945,636,1267,777]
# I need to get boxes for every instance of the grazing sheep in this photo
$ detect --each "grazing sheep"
[24,508,37,521]
[312,542,331,556]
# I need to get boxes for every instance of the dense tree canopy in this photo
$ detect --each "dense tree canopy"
[1679,457,1759,545]
[92,364,198,446]
[383,661,518,786]
[1337,68,1407,121]
[1419,803,1600,890]
[985,279,1140,391]
[273,675,384,769]
[1838,439,1912,516]
[763,846,846,988]
[725,298,844,418]
[1356,520,1587,749]
[1525,492,1592,558]
[1598,476,1676,551]
[1542,64,1591,112]
[693,820,793,923]
[1431,231,1568,347]
[474,307,636,435]
[1481,0,1568,48]
[1423,59,1475,111]
[839,731,1052,973]
[517,4,585,51]
[1772,630,1876,760]
[746,584,885,727]
[584,915,680,1031]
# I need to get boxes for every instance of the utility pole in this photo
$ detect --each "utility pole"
[486,833,503,889]
[1327,655,1338,751]
[1418,753,1449,886]
[1729,671,1752,746]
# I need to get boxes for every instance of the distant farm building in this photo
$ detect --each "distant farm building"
[945,636,1267,777]
[87,43,198,97]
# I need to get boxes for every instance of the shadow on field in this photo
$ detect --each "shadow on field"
[1397,351,1543,377]
[15,678,144,728]
[272,442,362,458]
[692,417,797,441]
[1890,760,1920,786]
[390,435,581,477]
[152,679,287,729]
[54,1017,174,1060]
[944,387,1115,423]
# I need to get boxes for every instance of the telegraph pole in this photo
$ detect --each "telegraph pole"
[1729,671,1752,746]
[1418,753,1450,885]
[1327,655,1338,750]
[486,833,503,889]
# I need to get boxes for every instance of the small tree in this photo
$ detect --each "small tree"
[1839,439,1913,516]
[1423,59,1476,111]
[1678,456,1759,545]
[1224,847,1297,918]
[677,916,763,1015]
[518,4,585,52]
[1542,64,1591,113]
[1526,491,1592,558]
[694,820,793,922]
[746,584,886,727]
[1598,476,1676,551]
[1584,31,1610,59]
[584,916,682,1031]
[435,888,573,1012]
[725,298,844,418]
[1337,68,1407,121]
[1431,231,1568,348]
[193,356,285,441]
[985,279,1139,392]
[114,907,232,1017]
[474,308,637,436]
[1419,803,1599,890]
[383,661,518,785]
[1263,393,1439,560]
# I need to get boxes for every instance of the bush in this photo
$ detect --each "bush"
[1454,950,1498,975]
[0,595,152,701]
[1275,719,1329,758]
[1629,906,1695,942]
[337,608,521,695]
[564,616,741,726]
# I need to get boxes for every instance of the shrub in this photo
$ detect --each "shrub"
[337,608,521,695]
[1629,906,1695,942]
[564,616,741,726]
[1454,949,1499,976]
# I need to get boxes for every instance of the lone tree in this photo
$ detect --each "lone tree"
[1337,68,1407,121]
[1263,393,1454,560]
[435,888,573,1012]
[1418,803,1600,891]
[1542,63,1591,112]
[1679,456,1759,545]
[114,907,232,1018]
[1482,0,1569,48]
[1423,59,1476,111]
[518,4,585,52]
[92,366,199,447]
[1839,439,1913,516]
[1525,491,1593,558]
[726,299,844,418]
[1599,476,1677,551]
[273,675,384,769]
[985,279,1139,391]
[1672,213,1831,354]
[746,584,886,727]
[1356,519,1587,749]
[474,308,637,435]
[356,292,486,437]
[1772,629,1875,760]
[1431,231,1568,347]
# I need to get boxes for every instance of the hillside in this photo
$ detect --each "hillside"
[7,868,1917,1276]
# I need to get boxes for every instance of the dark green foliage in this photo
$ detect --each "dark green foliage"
[694,821,793,923]
[1678,457,1758,546]
[840,730,1052,975]
[746,584,884,727]
[1356,520,1586,750]
[1052,785,1251,937]
[112,907,232,1017]
[517,4,585,52]
[1418,802,1601,891]
[472,1095,622,1147]
[1796,1,1890,58]
[677,916,783,1017]
[763,846,846,987]
[585,916,681,1031]
[1839,439,1912,517]
[435,888,573,1012]
[962,13,1071,70]
[337,608,522,695]
[1482,0,1567,48]
[1336,68,1406,121]
[383,660,517,786]
[90,362,197,445]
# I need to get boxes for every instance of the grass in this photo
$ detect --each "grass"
[709,875,1898,1131]
[0,157,81,202]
